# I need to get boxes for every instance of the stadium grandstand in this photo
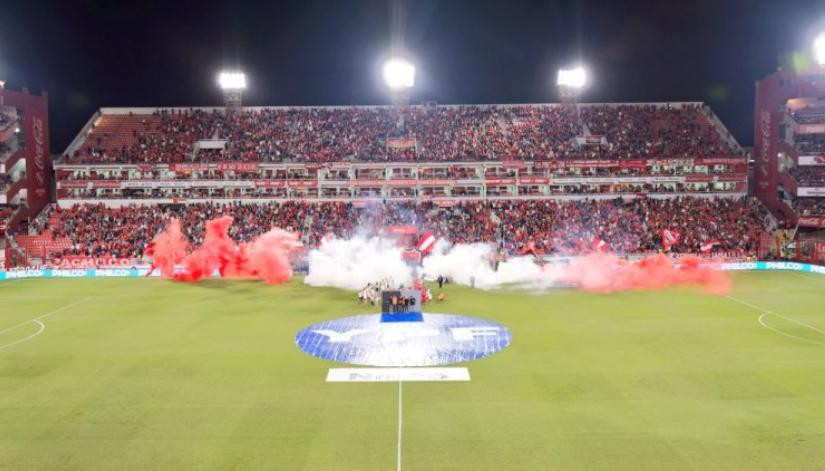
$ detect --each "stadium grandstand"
[4,100,774,267]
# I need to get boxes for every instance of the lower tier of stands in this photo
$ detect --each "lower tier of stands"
[21,197,770,261]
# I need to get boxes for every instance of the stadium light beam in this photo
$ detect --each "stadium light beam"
[383,58,416,90]
[218,71,247,90]
[814,32,825,65]
[557,67,587,89]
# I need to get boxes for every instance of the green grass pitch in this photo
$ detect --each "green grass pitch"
[1,271,825,470]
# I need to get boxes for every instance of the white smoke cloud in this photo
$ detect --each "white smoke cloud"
[421,240,562,289]
[304,236,414,290]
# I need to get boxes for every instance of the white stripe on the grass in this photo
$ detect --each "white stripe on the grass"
[0,320,45,351]
[727,295,825,345]
[397,379,403,471]
[0,297,92,350]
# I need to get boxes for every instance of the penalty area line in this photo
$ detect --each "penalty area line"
[726,295,825,346]
[0,296,93,351]
[0,320,44,351]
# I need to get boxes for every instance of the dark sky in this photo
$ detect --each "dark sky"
[1,0,824,152]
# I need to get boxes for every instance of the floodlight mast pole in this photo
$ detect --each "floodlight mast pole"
[223,88,242,108]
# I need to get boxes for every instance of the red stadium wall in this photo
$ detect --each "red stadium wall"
[0,86,52,219]
[754,67,825,222]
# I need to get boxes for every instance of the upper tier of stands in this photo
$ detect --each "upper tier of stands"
[64,103,739,165]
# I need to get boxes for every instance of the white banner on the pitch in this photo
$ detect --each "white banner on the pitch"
[326,367,470,382]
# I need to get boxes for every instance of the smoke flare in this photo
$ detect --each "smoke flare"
[148,216,299,285]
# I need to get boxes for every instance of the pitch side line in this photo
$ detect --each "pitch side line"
[397,379,403,471]
[726,295,825,346]
[0,297,93,351]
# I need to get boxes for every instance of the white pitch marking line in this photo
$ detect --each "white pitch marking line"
[0,320,45,351]
[397,378,403,471]
[727,295,825,345]
[0,296,93,350]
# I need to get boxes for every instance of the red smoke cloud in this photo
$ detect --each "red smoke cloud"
[148,216,299,285]
[555,252,731,294]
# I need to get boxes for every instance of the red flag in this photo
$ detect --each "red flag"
[662,229,681,251]
[592,237,607,252]
[417,230,436,255]
[700,240,721,253]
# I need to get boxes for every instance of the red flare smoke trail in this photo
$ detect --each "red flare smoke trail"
[554,252,731,294]
[147,216,299,285]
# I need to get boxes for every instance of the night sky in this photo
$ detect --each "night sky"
[1,0,824,152]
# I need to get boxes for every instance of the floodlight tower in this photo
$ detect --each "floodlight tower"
[217,71,247,108]
[815,32,825,65]
[557,66,587,103]
[383,57,415,106]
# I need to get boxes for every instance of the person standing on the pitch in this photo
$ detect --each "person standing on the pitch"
[437,275,444,289]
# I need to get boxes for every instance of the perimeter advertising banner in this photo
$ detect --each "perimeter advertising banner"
[797,187,825,197]
[798,155,825,166]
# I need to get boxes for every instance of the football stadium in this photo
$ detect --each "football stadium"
[2,1,825,469]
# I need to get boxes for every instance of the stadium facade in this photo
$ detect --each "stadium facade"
[0,85,52,230]
[754,66,825,261]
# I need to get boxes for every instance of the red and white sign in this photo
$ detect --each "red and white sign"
[485,178,517,185]
[796,123,825,134]
[92,180,122,189]
[797,187,825,197]
[59,181,91,189]
[798,155,825,166]
[254,180,286,188]
[694,157,746,166]
[170,163,209,172]
[54,256,137,268]
[502,161,527,169]
[386,137,416,149]
[798,217,825,228]
[216,162,260,172]
[619,160,648,169]
[700,240,721,253]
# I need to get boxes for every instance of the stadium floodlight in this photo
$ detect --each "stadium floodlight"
[814,33,825,65]
[217,71,246,108]
[383,58,416,90]
[217,71,247,90]
[557,67,587,89]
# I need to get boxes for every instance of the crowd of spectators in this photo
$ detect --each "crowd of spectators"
[790,107,825,124]
[65,104,737,165]
[36,197,768,259]
[579,104,735,159]
[0,110,13,130]
[788,166,825,186]
[795,135,825,154]
[1,174,12,192]
[793,197,825,216]
[0,205,13,221]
